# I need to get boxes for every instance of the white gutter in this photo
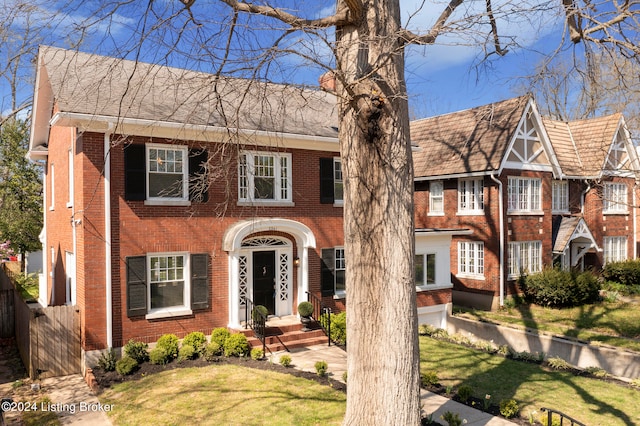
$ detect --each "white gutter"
[490,172,505,307]
[104,129,113,348]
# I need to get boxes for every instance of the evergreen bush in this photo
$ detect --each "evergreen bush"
[519,268,600,307]
[156,334,179,359]
[115,356,139,375]
[210,328,231,347]
[223,333,250,357]
[123,339,149,364]
[182,331,207,355]
[204,342,222,361]
[97,348,117,372]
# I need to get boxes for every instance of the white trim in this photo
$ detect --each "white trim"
[223,218,316,328]
[146,252,191,318]
[146,143,189,202]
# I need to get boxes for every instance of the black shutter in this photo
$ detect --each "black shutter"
[319,158,334,204]
[126,256,147,317]
[189,149,209,202]
[124,144,146,201]
[320,248,335,296]
[191,253,209,310]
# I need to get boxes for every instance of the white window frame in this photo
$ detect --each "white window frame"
[147,252,191,319]
[507,176,542,213]
[429,181,444,215]
[458,178,484,214]
[238,151,293,205]
[603,236,627,263]
[603,182,627,214]
[415,253,436,287]
[457,241,484,278]
[552,180,568,213]
[67,149,74,208]
[333,158,343,204]
[146,143,189,203]
[508,241,542,277]
[334,247,346,295]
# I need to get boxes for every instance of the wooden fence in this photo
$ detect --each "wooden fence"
[1,267,81,379]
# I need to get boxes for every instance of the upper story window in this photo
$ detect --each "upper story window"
[507,177,541,213]
[124,143,208,205]
[320,157,343,205]
[458,178,483,213]
[429,181,444,215]
[415,253,436,287]
[147,144,188,201]
[508,241,542,277]
[552,180,568,213]
[333,158,343,203]
[458,241,484,278]
[239,151,292,203]
[603,182,627,214]
[603,236,627,263]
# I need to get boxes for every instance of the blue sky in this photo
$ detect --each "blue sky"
[2,0,574,120]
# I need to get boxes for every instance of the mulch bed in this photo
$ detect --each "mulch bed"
[92,355,347,393]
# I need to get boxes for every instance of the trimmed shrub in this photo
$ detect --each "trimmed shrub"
[456,384,473,403]
[320,312,346,345]
[210,328,231,347]
[252,305,268,321]
[149,347,170,365]
[418,324,437,336]
[519,268,600,307]
[250,348,264,360]
[97,348,117,372]
[499,399,519,419]
[420,370,439,387]
[547,356,571,370]
[115,356,139,376]
[223,333,250,357]
[182,332,207,355]
[156,334,179,360]
[602,259,640,286]
[178,344,196,362]
[279,354,292,367]
[315,360,328,377]
[297,301,314,317]
[204,342,222,361]
[124,339,149,364]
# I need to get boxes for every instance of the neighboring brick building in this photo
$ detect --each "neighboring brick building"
[28,46,461,369]
[412,95,640,310]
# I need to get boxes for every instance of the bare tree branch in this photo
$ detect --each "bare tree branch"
[399,0,464,45]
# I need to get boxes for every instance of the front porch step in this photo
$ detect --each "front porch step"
[236,323,329,353]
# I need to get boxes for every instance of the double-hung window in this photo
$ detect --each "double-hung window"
[321,247,346,297]
[458,178,483,213]
[603,183,627,214]
[429,181,444,214]
[415,253,436,286]
[552,180,568,213]
[508,177,541,213]
[458,241,484,278]
[508,241,542,277]
[239,151,292,203]
[126,253,209,319]
[333,158,343,203]
[603,236,627,263]
[147,144,189,201]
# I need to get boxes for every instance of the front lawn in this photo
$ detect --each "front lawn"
[420,336,640,425]
[98,364,346,425]
[454,297,640,352]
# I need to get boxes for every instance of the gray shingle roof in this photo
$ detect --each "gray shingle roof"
[39,46,338,138]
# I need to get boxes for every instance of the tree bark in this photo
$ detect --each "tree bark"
[336,1,420,424]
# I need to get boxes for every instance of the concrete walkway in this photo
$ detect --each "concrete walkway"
[40,375,111,425]
[269,344,518,426]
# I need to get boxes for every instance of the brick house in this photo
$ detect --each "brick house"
[28,46,461,368]
[412,95,640,310]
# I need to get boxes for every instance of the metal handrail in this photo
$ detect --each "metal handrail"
[540,407,586,426]
[306,291,332,346]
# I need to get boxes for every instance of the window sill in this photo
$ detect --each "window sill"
[507,210,544,216]
[603,211,629,215]
[333,291,346,300]
[416,284,453,292]
[428,212,445,216]
[456,274,485,281]
[66,202,73,208]
[456,210,484,216]
[144,199,191,207]
[552,210,570,215]
[237,201,295,207]
[333,201,344,208]
[145,308,193,320]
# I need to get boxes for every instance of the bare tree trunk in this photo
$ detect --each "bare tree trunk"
[336,1,420,424]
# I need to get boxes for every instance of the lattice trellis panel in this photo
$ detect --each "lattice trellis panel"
[278,253,289,301]
[239,255,248,306]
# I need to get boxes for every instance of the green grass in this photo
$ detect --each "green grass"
[420,336,640,425]
[455,298,640,352]
[99,364,346,425]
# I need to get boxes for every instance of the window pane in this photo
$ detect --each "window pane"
[426,253,436,284]
[254,177,275,199]
[149,173,183,198]
[415,254,424,286]
[151,281,184,309]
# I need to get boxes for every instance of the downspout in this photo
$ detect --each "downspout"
[71,129,77,306]
[490,172,504,307]
[104,128,113,348]
[634,183,638,258]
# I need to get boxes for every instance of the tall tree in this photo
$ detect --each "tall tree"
[0,118,43,270]
[8,0,640,423]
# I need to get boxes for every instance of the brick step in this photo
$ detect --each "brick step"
[245,328,329,353]
[236,321,322,337]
